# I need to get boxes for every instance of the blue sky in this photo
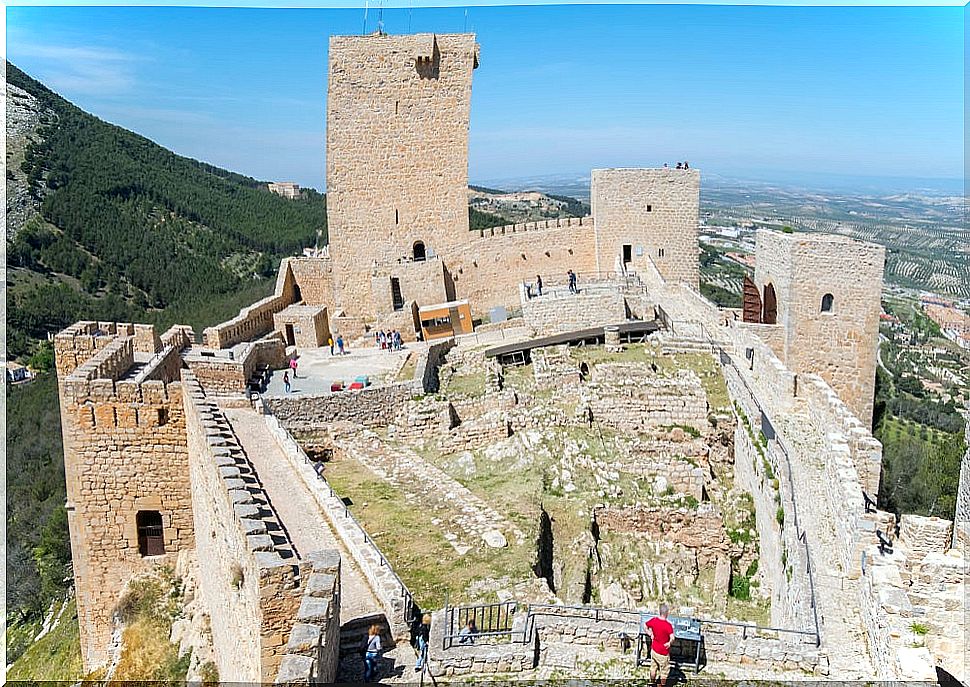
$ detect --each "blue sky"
[6,4,964,190]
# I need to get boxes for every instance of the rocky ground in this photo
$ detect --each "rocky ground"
[5,82,52,239]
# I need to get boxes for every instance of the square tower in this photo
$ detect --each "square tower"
[753,230,885,426]
[590,168,700,287]
[54,322,195,670]
[326,33,479,317]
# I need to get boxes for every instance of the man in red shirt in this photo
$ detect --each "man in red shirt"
[645,603,675,686]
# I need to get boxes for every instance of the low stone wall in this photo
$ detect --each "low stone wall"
[416,338,455,393]
[186,336,286,396]
[66,336,135,382]
[587,364,708,433]
[274,550,342,685]
[182,371,306,682]
[265,381,415,428]
[522,288,627,337]
[262,414,414,638]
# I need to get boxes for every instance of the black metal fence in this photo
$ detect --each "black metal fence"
[442,601,521,649]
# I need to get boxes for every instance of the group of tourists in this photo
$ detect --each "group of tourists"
[525,271,581,299]
[328,334,346,356]
[375,330,403,351]
[662,161,690,170]
[361,613,433,683]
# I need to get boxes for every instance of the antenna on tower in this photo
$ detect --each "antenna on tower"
[463,8,468,32]
[362,0,368,34]
[407,0,412,32]
[377,0,384,35]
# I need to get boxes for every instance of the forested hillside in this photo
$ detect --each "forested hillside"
[6,62,328,361]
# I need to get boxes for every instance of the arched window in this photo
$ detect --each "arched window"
[821,293,834,313]
[412,241,426,262]
[136,510,165,556]
[762,283,777,325]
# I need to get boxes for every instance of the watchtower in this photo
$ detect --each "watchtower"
[750,230,885,426]
[326,33,480,317]
[590,168,700,287]
[55,322,195,670]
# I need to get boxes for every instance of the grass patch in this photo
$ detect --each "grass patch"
[441,371,487,398]
[6,597,84,681]
[112,567,190,682]
[323,456,535,609]
[395,351,418,382]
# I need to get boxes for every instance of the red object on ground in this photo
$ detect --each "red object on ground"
[349,381,364,390]
[331,383,344,392]
[646,616,674,656]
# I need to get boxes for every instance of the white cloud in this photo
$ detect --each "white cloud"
[10,42,142,95]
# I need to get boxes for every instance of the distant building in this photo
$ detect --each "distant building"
[268,182,301,199]
[923,302,970,346]
[5,361,33,384]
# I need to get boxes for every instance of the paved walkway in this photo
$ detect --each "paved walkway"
[223,407,382,624]
[265,343,422,396]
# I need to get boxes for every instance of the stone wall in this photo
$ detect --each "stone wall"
[185,336,286,396]
[371,256,450,315]
[182,371,308,682]
[587,364,709,433]
[326,33,478,317]
[285,256,336,307]
[265,381,415,428]
[55,324,195,671]
[591,168,700,287]
[450,220,598,317]
[262,414,414,637]
[203,263,299,349]
[522,287,627,337]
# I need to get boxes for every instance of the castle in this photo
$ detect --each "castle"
[54,32,966,683]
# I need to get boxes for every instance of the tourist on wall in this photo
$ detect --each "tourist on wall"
[458,618,478,645]
[379,331,386,350]
[283,371,291,393]
[337,335,345,355]
[363,624,382,682]
[413,613,432,672]
[289,356,299,379]
[328,336,335,356]
[645,604,674,687]
[536,274,543,296]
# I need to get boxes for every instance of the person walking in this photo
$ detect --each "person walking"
[645,603,675,687]
[328,336,335,356]
[536,274,543,296]
[363,624,382,682]
[289,356,299,379]
[337,335,345,355]
[413,613,431,673]
[283,371,291,394]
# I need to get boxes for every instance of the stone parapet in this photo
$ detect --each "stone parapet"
[265,381,416,428]
[274,550,342,685]
[476,215,593,238]
[182,371,306,682]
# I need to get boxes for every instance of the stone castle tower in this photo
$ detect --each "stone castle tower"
[326,33,479,316]
[591,168,700,286]
[751,230,885,427]
[55,322,195,669]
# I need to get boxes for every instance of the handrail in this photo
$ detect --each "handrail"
[524,603,818,642]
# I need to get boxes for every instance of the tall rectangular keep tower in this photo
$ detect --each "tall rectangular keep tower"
[590,168,700,287]
[753,230,885,427]
[326,33,479,317]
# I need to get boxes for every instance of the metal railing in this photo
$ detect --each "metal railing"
[442,600,520,649]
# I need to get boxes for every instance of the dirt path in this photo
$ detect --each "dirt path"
[223,407,382,624]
